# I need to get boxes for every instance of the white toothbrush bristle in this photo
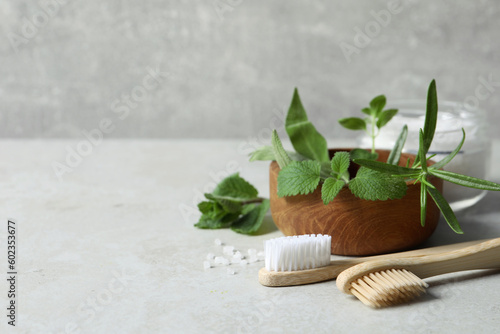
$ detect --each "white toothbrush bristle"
[264,234,332,272]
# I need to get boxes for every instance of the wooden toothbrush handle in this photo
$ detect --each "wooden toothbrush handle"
[259,239,489,287]
[410,238,500,279]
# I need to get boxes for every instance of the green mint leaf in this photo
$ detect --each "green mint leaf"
[249,146,275,162]
[361,107,372,116]
[420,179,428,227]
[376,109,398,129]
[285,88,329,162]
[369,95,386,116]
[350,149,378,161]
[430,169,500,191]
[231,199,270,235]
[427,186,463,234]
[194,201,240,229]
[271,129,292,169]
[431,128,465,170]
[415,79,438,166]
[321,178,345,204]
[338,117,366,131]
[349,167,407,201]
[387,125,408,165]
[204,193,243,213]
[320,162,333,180]
[195,212,241,229]
[331,151,350,177]
[354,158,418,177]
[212,173,258,200]
[198,201,215,214]
[277,160,321,197]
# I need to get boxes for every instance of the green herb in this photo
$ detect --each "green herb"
[231,199,270,234]
[353,80,500,232]
[277,160,322,197]
[285,88,329,163]
[249,145,306,163]
[196,80,500,236]
[386,125,408,165]
[194,173,269,235]
[321,152,350,204]
[349,148,378,161]
[271,129,291,169]
[338,95,398,154]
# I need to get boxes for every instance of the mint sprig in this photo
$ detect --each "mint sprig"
[194,173,269,235]
[339,94,398,154]
[321,152,350,204]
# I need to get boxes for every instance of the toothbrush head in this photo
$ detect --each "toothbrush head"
[264,234,331,272]
[337,267,428,308]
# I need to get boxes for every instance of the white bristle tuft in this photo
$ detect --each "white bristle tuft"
[264,234,331,272]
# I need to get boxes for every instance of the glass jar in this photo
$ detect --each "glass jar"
[358,100,491,211]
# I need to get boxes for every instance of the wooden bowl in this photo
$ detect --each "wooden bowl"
[269,149,443,256]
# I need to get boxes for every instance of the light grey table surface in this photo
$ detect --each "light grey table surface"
[0,139,499,334]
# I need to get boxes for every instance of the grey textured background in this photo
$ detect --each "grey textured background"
[1,0,499,139]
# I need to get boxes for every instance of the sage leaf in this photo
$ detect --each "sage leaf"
[249,146,308,162]
[271,129,292,169]
[249,146,275,162]
[277,160,321,197]
[285,88,329,162]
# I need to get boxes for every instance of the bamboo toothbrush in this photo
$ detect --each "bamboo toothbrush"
[259,234,487,287]
[336,237,500,308]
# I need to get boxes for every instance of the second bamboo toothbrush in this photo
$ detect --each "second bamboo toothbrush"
[336,237,500,307]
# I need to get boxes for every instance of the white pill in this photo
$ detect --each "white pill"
[223,246,235,255]
[203,261,211,270]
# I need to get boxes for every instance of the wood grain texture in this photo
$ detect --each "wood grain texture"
[269,149,443,256]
